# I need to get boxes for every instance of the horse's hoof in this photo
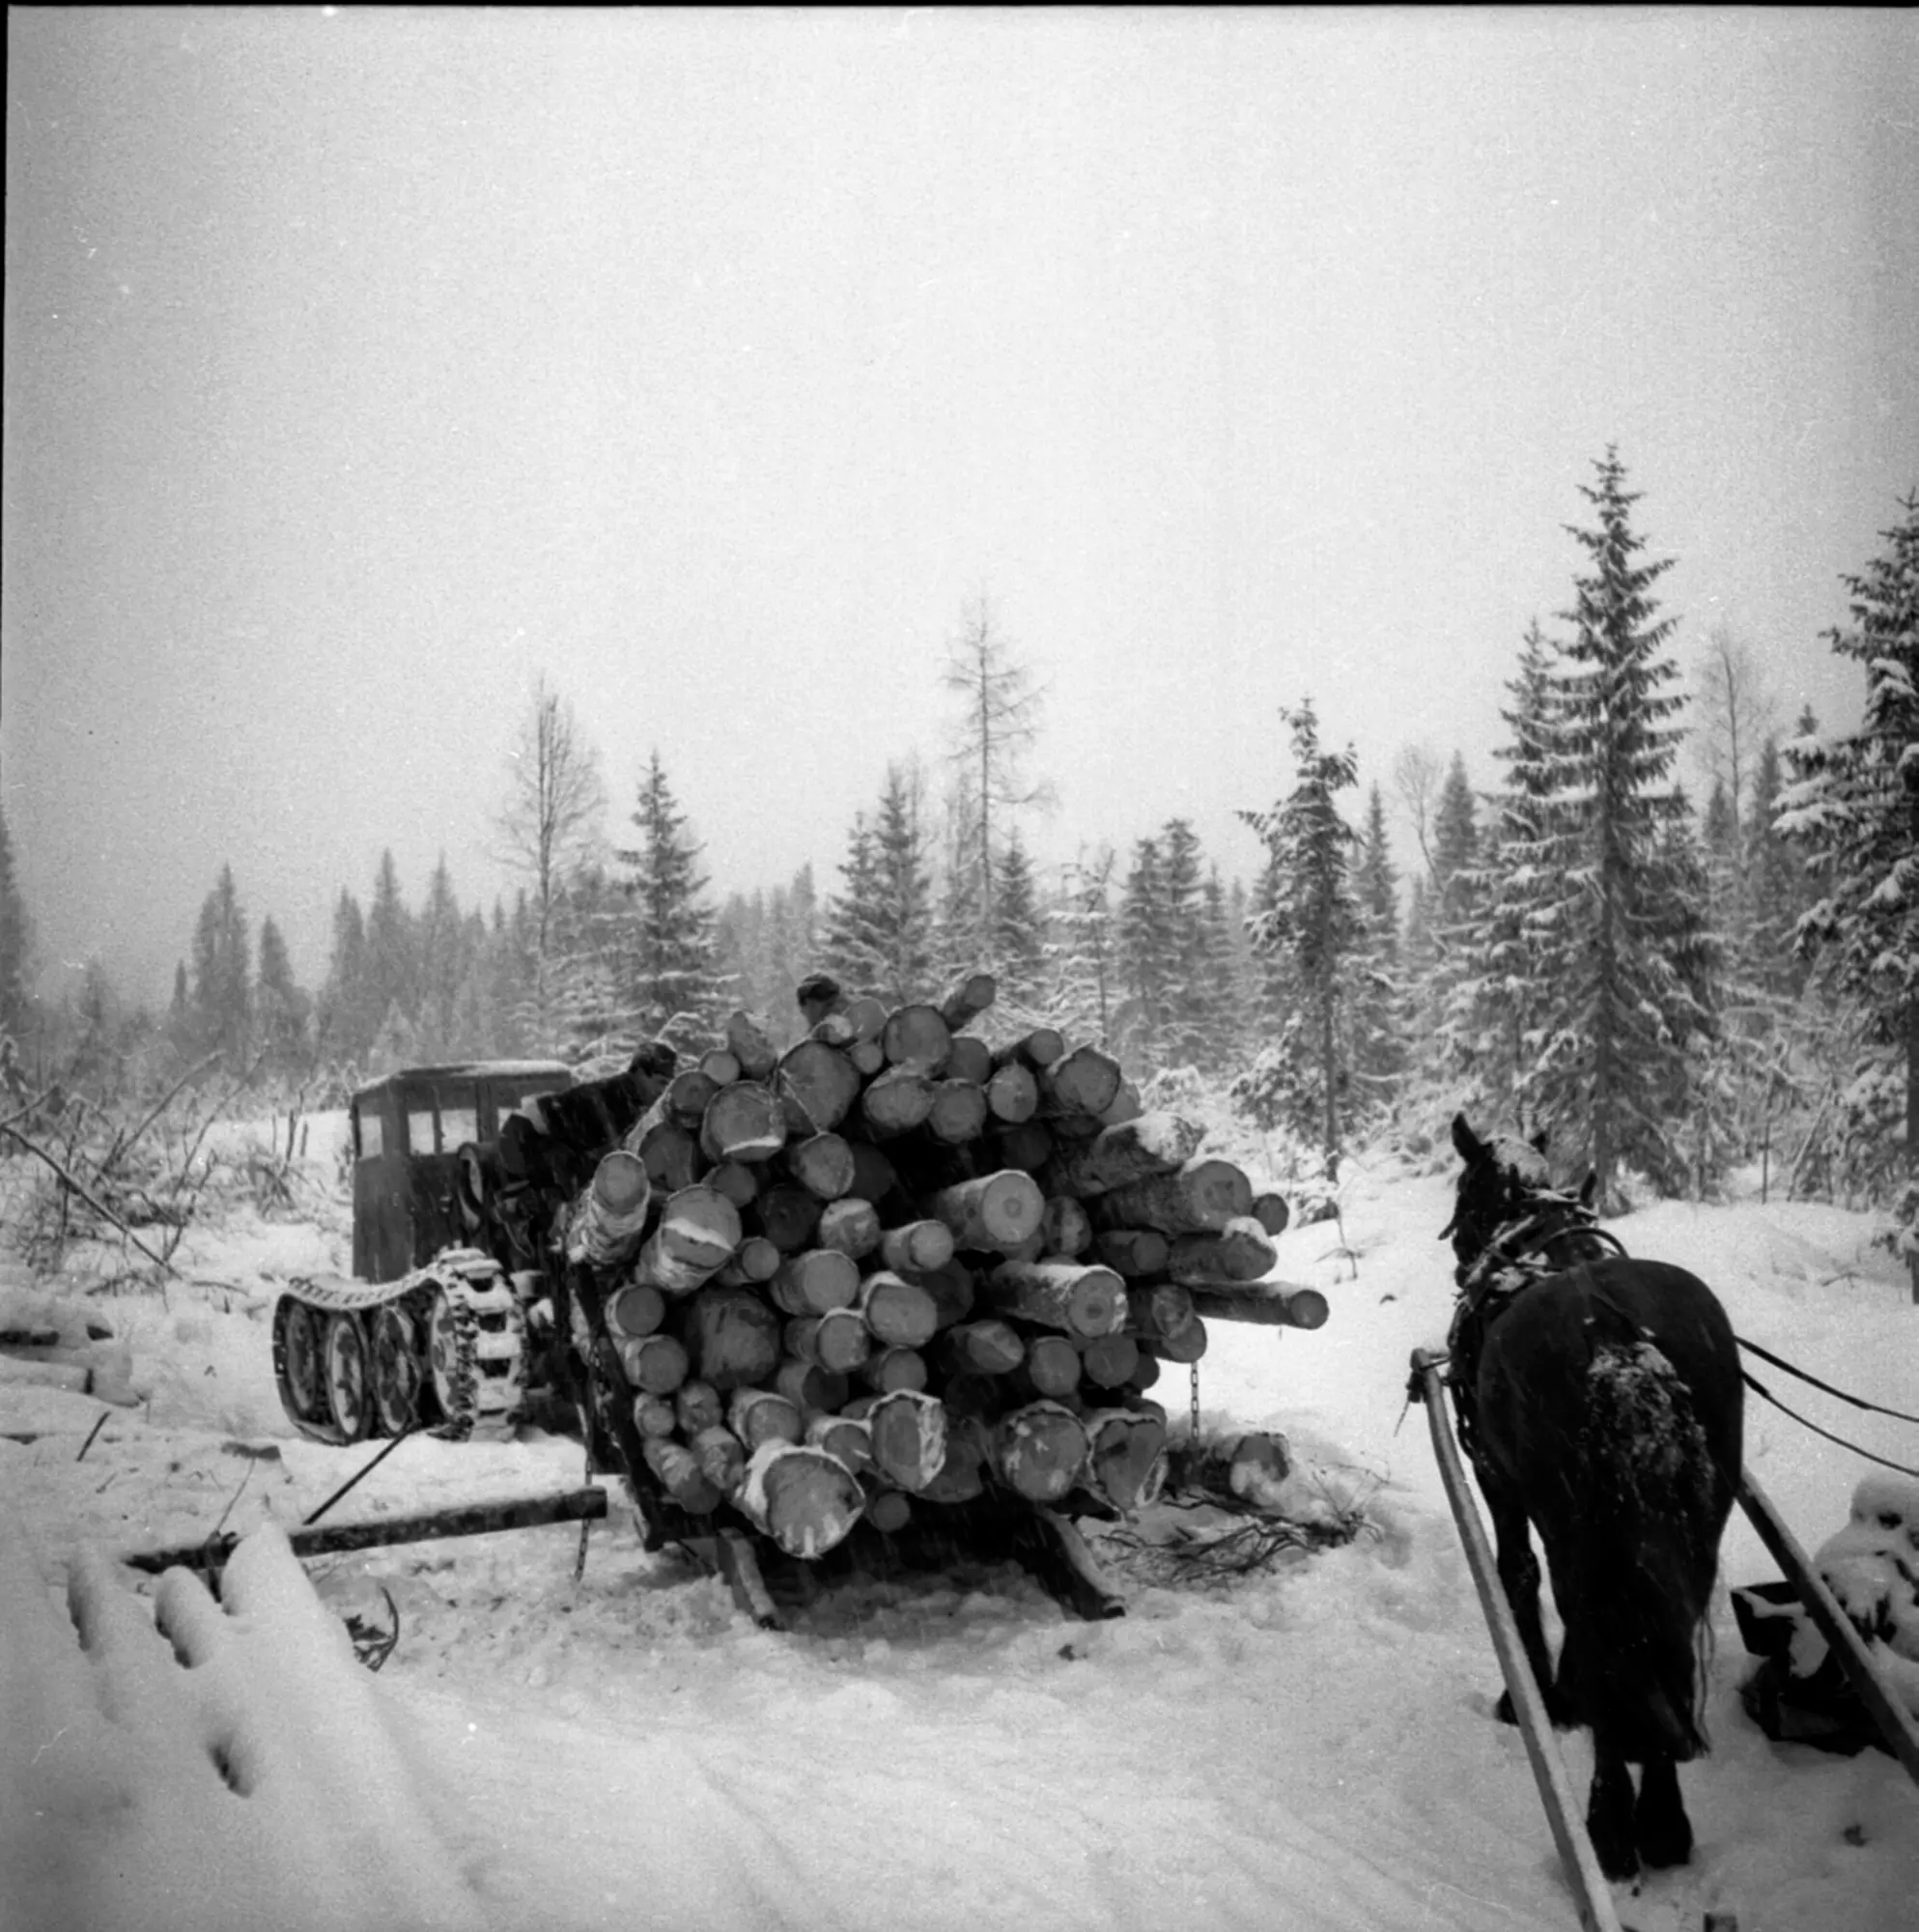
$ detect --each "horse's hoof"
[1636,1819,1693,1870]
[1494,1689,1518,1726]
[1592,1833,1640,1883]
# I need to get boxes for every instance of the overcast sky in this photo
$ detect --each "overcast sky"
[5,7,1916,1008]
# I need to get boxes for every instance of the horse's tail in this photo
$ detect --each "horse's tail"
[1566,1338,1719,1762]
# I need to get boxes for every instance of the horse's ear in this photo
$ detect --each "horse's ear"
[1531,1128,1550,1157]
[1452,1114,1484,1163]
[1579,1170,1597,1209]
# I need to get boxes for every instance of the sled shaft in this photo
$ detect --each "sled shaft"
[1412,1350,1624,1932]
[1736,1470,1919,1786]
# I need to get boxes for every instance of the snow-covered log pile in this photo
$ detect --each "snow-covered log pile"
[548,974,1330,1567]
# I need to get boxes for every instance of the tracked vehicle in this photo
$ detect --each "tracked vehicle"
[272,1058,627,1445]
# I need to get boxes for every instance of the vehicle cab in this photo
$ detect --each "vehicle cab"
[349,1061,573,1281]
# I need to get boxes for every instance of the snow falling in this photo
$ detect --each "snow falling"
[4,1108,1916,1932]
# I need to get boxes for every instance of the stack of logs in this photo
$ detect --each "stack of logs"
[553,973,1329,1566]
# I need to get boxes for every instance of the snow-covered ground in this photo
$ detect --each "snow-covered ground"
[3,1122,1916,1932]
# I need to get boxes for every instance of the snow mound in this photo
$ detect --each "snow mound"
[0,1509,494,1932]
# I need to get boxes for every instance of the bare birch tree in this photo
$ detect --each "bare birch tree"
[494,676,607,1037]
[941,597,1054,970]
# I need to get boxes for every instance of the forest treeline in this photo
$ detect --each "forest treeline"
[4,456,1916,1244]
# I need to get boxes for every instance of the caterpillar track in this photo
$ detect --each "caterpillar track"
[272,1249,532,1445]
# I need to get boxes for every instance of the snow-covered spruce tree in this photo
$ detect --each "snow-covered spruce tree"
[763,866,821,1037]
[1195,865,1247,1074]
[364,852,417,1048]
[188,865,253,1072]
[820,811,887,997]
[315,888,375,1072]
[1397,752,1479,1121]
[993,826,1048,1009]
[1115,833,1173,1070]
[1350,783,1408,1115]
[1235,698,1365,1172]
[1046,847,1119,1049]
[1448,622,1571,1129]
[857,762,941,1005]
[610,753,730,1056]
[413,855,470,1063]
[1776,493,1919,1287]
[1155,818,1225,1073]
[255,917,312,1084]
[1525,451,1717,1206]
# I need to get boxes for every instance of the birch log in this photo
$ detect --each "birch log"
[1183,1281,1331,1330]
[931,1170,1045,1253]
[1089,1158,1255,1236]
[985,1259,1128,1338]
[566,1151,653,1267]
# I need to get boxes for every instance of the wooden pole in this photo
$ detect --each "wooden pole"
[1410,1350,1625,1932]
[121,1487,609,1577]
[1737,1470,1919,1784]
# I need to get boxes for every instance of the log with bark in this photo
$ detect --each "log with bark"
[1089,1158,1255,1237]
[984,1259,1128,1339]
[1182,1281,1331,1330]
[566,1151,653,1267]
[931,1170,1045,1253]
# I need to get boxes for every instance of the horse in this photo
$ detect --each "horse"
[1440,1114,1745,1882]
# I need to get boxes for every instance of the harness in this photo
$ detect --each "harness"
[1444,1197,1627,1461]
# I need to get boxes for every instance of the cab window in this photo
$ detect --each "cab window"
[355,1106,384,1161]
[439,1101,478,1149]
[408,1105,439,1155]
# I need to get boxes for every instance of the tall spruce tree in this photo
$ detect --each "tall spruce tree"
[1776,494,1919,1287]
[414,855,467,1062]
[993,827,1047,1007]
[364,853,416,1045]
[318,889,374,1068]
[1530,449,1716,1204]
[821,812,886,995]
[612,753,727,1054]
[1235,699,1364,1169]
[1116,834,1173,1068]
[1049,848,1118,1048]
[868,763,938,1003]
[255,917,310,1081]
[1350,784,1407,1109]
[1450,620,1570,1123]
[1155,819,1216,1070]
[189,866,252,1070]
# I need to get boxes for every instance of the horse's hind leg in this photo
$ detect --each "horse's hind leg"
[1633,1752,1693,1869]
[1587,1749,1640,1881]
[1482,1482,1567,1726]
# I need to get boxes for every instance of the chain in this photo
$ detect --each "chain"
[1189,1362,1201,1441]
